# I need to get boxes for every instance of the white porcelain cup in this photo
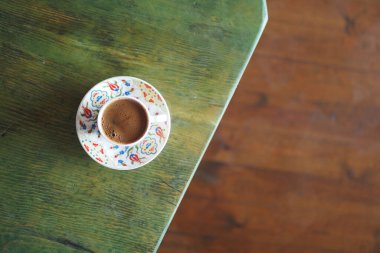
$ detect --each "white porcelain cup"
[97,96,167,146]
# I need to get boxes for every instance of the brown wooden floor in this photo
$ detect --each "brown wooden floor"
[160,1,380,252]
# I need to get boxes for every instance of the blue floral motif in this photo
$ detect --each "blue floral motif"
[121,79,133,96]
[140,137,158,155]
[90,90,109,108]
[118,159,127,167]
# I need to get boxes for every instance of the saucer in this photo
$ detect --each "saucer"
[76,76,171,170]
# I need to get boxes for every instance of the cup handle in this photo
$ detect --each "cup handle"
[151,114,168,123]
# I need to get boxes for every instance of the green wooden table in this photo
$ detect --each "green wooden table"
[0,0,267,252]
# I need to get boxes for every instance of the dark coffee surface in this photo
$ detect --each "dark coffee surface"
[101,99,148,144]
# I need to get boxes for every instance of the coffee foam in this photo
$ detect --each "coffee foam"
[101,99,148,144]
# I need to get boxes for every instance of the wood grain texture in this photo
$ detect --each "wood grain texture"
[0,0,267,252]
[160,0,380,252]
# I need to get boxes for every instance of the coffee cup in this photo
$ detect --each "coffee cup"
[97,96,167,146]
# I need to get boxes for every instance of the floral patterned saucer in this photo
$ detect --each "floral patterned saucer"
[76,76,171,170]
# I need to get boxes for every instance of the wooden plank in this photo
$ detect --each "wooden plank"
[260,0,380,72]
[0,0,267,252]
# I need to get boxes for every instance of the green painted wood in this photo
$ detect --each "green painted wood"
[0,0,267,252]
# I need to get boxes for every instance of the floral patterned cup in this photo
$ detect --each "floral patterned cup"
[97,96,167,146]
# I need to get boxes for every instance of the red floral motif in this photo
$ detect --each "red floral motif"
[81,105,92,119]
[142,91,154,103]
[129,153,143,164]
[155,126,165,141]
[107,82,120,91]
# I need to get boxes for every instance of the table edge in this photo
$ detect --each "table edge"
[153,1,269,252]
